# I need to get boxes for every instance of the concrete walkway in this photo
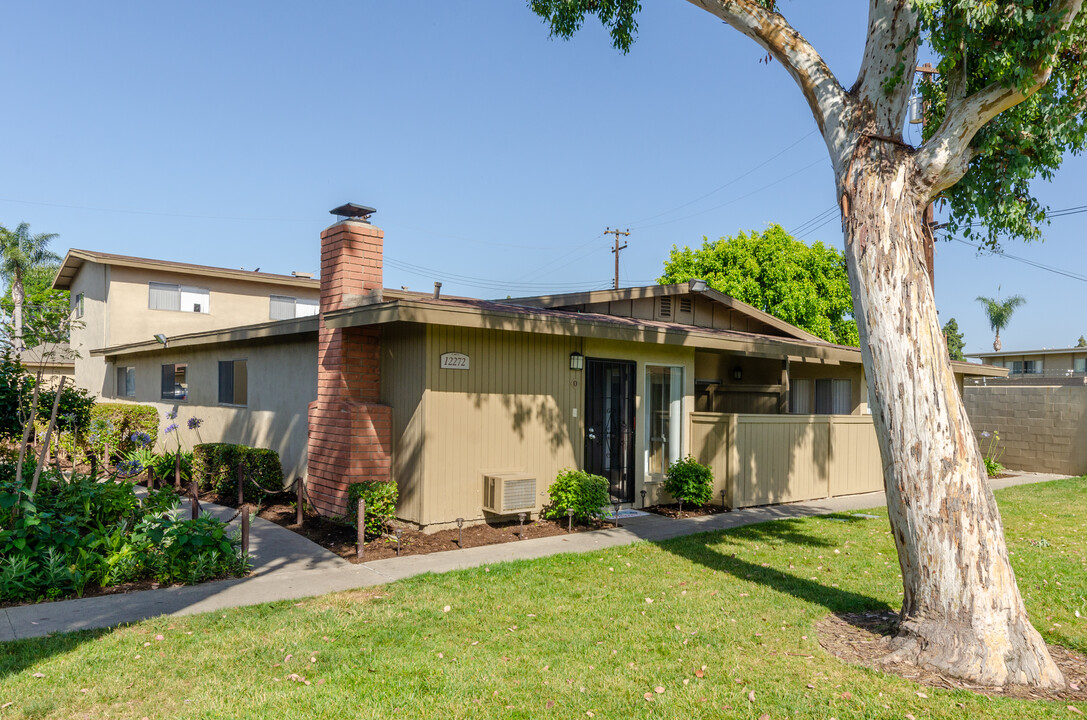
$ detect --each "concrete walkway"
[0,471,1069,641]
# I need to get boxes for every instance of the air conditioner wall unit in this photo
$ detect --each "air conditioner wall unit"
[482,472,536,514]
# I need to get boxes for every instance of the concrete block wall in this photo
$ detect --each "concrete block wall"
[963,385,1087,476]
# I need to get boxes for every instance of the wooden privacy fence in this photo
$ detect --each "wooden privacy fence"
[689,412,884,509]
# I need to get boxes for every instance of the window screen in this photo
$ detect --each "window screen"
[218,360,248,405]
[161,363,188,401]
[149,283,209,313]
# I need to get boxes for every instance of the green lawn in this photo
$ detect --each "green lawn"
[1,478,1085,719]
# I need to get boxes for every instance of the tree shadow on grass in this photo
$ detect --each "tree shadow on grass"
[0,626,109,681]
[657,516,895,615]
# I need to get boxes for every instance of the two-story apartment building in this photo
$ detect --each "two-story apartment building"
[966,347,1087,385]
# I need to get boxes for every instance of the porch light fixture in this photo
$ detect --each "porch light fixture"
[733,365,743,381]
[908,94,924,124]
[570,352,584,371]
[688,278,708,293]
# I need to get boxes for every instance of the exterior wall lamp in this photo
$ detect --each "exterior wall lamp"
[570,352,584,371]
[733,365,743,381]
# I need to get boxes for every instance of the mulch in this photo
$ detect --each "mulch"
[817,610,1087,702]
[644,502,731,520]
[217,496,611,563]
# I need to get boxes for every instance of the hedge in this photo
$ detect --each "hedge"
[192,443,284,500]
[88,404,159,459]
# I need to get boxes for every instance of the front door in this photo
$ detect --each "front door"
[584,359,636,504]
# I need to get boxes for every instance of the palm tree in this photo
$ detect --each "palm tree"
[976,293,1026,352]
[0,223,60,351]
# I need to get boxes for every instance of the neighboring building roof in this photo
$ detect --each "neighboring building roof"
[966,347,1087,359]
[91,316,318,357]
[19,343,75,368]
[52,249,322,291]
[504,281,825,344]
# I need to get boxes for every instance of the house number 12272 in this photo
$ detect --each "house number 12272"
[440,352,470,370]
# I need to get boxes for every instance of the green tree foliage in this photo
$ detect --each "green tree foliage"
[1076,335,1086,348]
[0,223,60,350]
[0,264,70,347]
[942,318,966,361]
[977,294,1026,351]
[658,225,858,346]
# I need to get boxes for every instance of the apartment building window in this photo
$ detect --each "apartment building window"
[789,378,812,413]
[646,366,683,477]
[115,366,135,398]
[161,363,188,401]
[269,295,319,320]
[74,292,85,319]
[1011,360,1042,374]
[149,282,210,313]
[218,359,248,406]
[1075,358,1086,373]
[814,378,852,414]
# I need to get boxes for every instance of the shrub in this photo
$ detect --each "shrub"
[0,471,247,602]
[37,384,96,431]
[663,456,714,506]
[192,443,284,500]
[87,403,159,459]
[544,469,609,523]
[347,481,399,539]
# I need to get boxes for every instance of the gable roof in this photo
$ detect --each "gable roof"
[52,249,322,291]
[503,280,826,344]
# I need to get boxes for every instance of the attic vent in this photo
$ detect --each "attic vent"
[679,297,693,313]
[659,296,672,318]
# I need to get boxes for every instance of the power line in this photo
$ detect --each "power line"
[944,234,1087,284]
[788,205,838,236]
[624,129,818,226]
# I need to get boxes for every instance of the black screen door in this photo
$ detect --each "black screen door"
[584,359,636,504]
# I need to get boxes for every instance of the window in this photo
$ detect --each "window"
[269,295,319,320]
[1075,358,1086,373]
[814,378,852,414]
[1011,360,1042,374]
[149,282,210,313]
[161,363,188,401]
[74,292,85,319]
[789,378,812,414]
[646,366,683,476]
[218,360,248,406]
[115,366,135,397]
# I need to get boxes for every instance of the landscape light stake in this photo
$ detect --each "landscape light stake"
[678,497,684,515]
[721,489,728,512]
[566,508,574,533]
[518,512,526,540]
[357,498,366,561]
[456,517,464,548]
[613,500,621,529]
[395,528,404,557]
[640,489,647,508]
[295,478,304,527]
[241,504,250,557]
[236,463,245,506]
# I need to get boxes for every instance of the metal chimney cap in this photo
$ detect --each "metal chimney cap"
[330,203,376,220]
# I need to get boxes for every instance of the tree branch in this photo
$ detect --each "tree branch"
[915,0,1085,195]
[683,0,851,164]
[852,0,922,134]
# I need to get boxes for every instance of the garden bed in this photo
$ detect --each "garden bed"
[644,502,731,520]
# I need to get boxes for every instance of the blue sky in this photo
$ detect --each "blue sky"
[2,1,1083,355]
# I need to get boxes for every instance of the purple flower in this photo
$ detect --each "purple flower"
[165,423,179,434]
[188,417,204,430]
[981,431,991,438]
[166,409,178,420]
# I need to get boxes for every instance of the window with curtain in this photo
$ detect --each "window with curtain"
[161,363,188,401]
[149,282,209,313]
[814,378,852,414]
[789,378,812,414]
[646,366,683,477]
[270,295,319,320]
[218,359,248,406]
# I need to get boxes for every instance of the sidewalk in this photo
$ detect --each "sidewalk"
[0,471,1068,641]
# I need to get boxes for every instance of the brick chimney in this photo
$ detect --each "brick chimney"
[306,204,393,516]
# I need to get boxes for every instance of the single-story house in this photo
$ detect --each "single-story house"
[19,343,76,388]
[66,204,1005,531]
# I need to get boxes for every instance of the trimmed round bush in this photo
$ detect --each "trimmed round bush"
[348,480,399,539]
[544,469,610,523]
[663,456,714,506]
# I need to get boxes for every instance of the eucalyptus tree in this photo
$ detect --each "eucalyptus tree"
[0,223,60,351]
[976,294,1026,352]
[530,0,1084,689]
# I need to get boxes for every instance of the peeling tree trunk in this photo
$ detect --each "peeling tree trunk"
[840,144,1064,688]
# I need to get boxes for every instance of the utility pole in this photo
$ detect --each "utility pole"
[605,227,630,290]
[915,63,939,296]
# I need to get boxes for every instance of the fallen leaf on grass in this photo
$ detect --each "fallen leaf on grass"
[655,686,665,694]
[546,700,555,709]
[443,605,451,613]
[32,672,45,678]
[916,692,928,699]
[760,714,770,720]
[643,693,654,701]
[1068,707,1084,716]
[154,634,164,641]
[695,669,705,678]
[1,701,12,708]
[748,691,756,702]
